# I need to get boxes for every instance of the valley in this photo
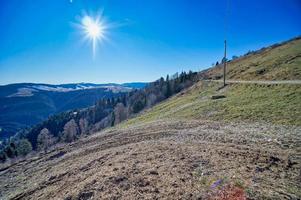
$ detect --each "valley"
[0,83,146,139]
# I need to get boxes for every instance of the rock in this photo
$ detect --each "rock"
[256,68,266,75]
[211,95,226,100]
[64,196,72,200]
[77,191,94,200]
[149,170,159,175]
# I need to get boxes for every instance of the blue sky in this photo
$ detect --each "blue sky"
[0,0,300,85]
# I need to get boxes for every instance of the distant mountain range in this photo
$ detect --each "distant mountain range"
[0,82,147,139]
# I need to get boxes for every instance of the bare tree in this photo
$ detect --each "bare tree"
[79,118,89,135]
[62,119,79,143]
[113,103,128,125]
[91,114,112,133]
[146,93,157,108]
[37,128,55,152]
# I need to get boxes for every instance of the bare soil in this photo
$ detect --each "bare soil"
[0,119,300,200]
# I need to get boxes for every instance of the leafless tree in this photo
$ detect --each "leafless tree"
[79,118,89,135]
[114,103,128,125]
[62,119,79,143]
[37,128,55,152]
[146,93,157,108]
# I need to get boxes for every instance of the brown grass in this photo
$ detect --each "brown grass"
[0,119,300,199]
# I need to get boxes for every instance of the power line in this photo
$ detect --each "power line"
[223,0,230,87]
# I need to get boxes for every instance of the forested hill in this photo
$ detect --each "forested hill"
[28,71,198,149]
[0,82,146,140]
[0,71,198,161]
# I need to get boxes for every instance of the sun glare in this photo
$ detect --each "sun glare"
[82,16,103,39]
[77,13,107,58]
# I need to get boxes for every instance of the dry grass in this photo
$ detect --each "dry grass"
[122,81,301,127]
[0,119,300,199]
[1,37,301,200]
[203,37,301,81]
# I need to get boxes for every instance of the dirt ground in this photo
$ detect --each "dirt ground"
[0,119,300,200]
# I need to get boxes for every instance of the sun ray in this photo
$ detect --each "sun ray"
[75,11,107,58]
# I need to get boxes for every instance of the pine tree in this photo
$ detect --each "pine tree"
[165,74,171,97]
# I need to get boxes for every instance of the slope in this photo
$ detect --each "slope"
[0,37,300,200]
[201,36,301,81]
[123,81,301,126]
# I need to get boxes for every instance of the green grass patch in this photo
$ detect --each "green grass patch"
[211,84,301,125]
[122,81,301,126]
[206,38,301,81]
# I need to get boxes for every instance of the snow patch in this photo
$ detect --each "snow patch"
[7,88,38,97]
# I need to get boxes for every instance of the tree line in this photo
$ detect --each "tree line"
[0,71,199,162]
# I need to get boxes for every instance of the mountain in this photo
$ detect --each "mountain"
[0,37,300,199]
[0,82,147,139]
[120,82,147,89]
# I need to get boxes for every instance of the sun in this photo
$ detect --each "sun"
[82,15,104,40]
[76,12,107,58]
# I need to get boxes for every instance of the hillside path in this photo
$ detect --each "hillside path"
[205,79,301,85]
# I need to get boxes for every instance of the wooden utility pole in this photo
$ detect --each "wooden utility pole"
[223,40,227,87]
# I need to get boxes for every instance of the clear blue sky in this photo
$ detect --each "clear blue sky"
[0,0,300,85]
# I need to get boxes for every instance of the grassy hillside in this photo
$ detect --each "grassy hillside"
[122,82,301,127]
[1,38,300,200]
[115,37,301,198]
[114,37,301,199]
[202,37,301,80]
[122,37,301,127]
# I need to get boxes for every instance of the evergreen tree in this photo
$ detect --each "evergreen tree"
[165,74,171,97]
[111,112,115,126]
[0,150,7,162]
[16,139,32,156]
